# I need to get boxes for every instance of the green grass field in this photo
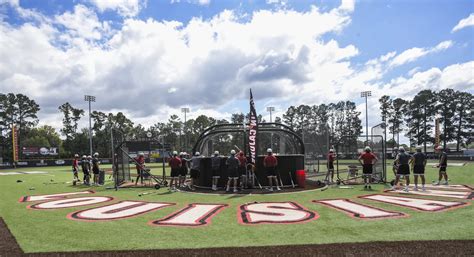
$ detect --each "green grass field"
[0,162,473,253]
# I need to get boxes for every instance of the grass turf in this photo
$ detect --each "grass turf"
[0,162,472,253]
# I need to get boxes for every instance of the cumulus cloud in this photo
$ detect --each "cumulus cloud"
[389,40,453,68]
[452,13,474,32]
[0,1,470,133]
[88,0,145,17]
[55,5,111,41]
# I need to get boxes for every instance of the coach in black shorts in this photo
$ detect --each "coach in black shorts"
[412,146,427,191]
[434,146,449,185]
[391,146,412,192]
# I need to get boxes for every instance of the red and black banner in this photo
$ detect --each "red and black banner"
[249,89,258,164]
[12,125,18,162]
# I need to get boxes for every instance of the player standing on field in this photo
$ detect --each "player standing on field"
[134,153,145,185]
[434,146,449,185]
[326,149,336,184]
[211,151,221,191]
[237,151,247,189]
[178,152,188,188]
[168,151,182,191]
[226,150,240,193]
[358,146,378,190]
[72,154,80,185]
[83,155,92,186]
[189,152,202,190]
[412,146,427,191]
[264,148,280,192]
[391,146,411,192]
[92,152,101,186]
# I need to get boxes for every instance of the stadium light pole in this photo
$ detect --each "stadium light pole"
[361,91,371,145]
[267,106,275,149]
[84,95,96,157]
[181,107,190,151]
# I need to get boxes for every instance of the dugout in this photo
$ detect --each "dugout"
[191,123,305,188]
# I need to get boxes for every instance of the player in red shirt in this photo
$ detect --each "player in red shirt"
[264,148,280,192]
[72,154,80,185]
[134,153,145,185]
[358,146,378,190]
[237,151,247,189]
[168,151,182,191]
[325,149,336,184]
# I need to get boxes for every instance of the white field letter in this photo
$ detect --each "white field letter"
[68,201,174,221]
[20,190,94,202]
[239,202,317,225]
[28,196,112,210]
[360,194,468,212]
[151,204,227,227]
[314,199,406,219]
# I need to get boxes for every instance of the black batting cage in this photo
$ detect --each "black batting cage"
[192,123,305,188]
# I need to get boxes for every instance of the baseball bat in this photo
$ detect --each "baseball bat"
[289,172,295,188]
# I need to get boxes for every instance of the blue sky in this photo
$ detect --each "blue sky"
[0,0,473,141]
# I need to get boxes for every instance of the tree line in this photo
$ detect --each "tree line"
[0,89,472,161]
[379,89,473,152]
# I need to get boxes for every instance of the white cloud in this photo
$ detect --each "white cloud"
[389,40,453,68]
[88,0,145,17]
[338,0,355,13]
[0,0,19,7]
[0,2,470,136]
[170,0,211,5]
[55,5,110,41]
[452,13,474,32]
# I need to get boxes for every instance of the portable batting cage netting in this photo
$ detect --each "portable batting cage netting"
[192,123,305,188]
[334,135,386,185]
[302,129,331,173]
[111,129,167,190]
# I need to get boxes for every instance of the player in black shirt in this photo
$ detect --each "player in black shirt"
[92,152,101,186]
[81,155,91,186]
[434,146,449,185]
[412,146,427,191]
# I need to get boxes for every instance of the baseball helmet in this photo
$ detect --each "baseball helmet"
[195,152,200,156]
[230,150,236,155]
[138,152,144,156]
[173,151,178,155]
[364,146,371,152]
[399,146,405,152]
[214,151,219,155]
[74,154,79,158]
[267,148,273,153]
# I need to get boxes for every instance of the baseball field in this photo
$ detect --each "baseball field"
[0,162,473,256]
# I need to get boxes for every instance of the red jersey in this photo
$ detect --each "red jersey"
[72,159,79,168]
[135,156,145,168]
[237,155,247,167]
[264,155,278,167]
[359,152,377,165]
[169,157,182,169]
[327,153,335,163]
